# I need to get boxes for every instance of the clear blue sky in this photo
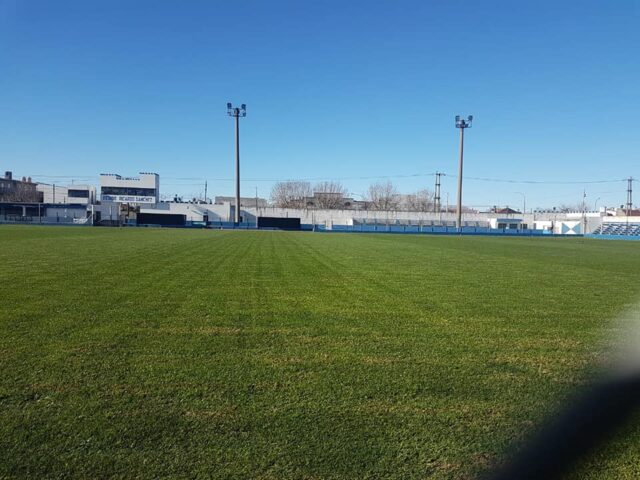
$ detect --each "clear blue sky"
[1,0,638,210]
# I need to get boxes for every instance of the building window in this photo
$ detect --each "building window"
[101,187,156,196]
[68,189,90,198]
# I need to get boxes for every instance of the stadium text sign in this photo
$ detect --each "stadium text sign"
[101,195,156,204]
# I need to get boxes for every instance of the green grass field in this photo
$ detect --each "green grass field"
[1,226,640,479]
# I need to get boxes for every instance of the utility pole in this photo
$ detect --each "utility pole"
[515,192,526,215]
[455,115,473,229]
[434,172,442,213]
[53,184,56,204]
[582,189,587,234]
[627,177,633,216]
[227,103,247,224]
[204,180,208,204]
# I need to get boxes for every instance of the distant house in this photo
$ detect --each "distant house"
[491,207,521,214]
[0,171,41,202]
[616,208,640,216]
[214,196,268,208]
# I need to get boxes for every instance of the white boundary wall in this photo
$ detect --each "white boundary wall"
[151,203,618,234]
[135,202,640,234]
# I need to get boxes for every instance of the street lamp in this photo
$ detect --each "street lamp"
[455,115,473,229]
[227,102,247,224]
[594,197,601,211]
[515,192,526,214]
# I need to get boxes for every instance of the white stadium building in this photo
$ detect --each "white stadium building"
[100,172,159,206]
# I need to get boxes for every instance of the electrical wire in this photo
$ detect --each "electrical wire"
[28,173,634,185]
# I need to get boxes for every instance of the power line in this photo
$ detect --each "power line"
[30,175,97,180]
[456,175,627,185]
[219,174,629,185]
[29,172,633,186]
[246,173,439,182]
[161,174,632,185]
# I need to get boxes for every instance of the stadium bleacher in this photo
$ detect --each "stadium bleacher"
[592,223,640,236]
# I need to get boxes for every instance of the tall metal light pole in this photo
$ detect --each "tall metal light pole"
[227,103,246,224]
[455,115,473,229]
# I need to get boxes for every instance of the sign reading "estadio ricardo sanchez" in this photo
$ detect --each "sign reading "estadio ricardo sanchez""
[101,195,156,203]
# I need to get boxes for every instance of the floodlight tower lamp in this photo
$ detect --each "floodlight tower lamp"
[455,115,473,129]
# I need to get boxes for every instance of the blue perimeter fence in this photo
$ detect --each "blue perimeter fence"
[4,220,594,238]
[148,221,569,237]
[585,234,640,241]
[11,219,640,240]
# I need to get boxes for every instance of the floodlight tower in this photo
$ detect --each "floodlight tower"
[455,115,473,229]
[227,103,247,224]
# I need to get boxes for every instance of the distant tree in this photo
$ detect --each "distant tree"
[270,181,312,208]
[556,203,583,213]
[366,181,400,210]
[312,181,348,209]
[0,181,39,202]
[403,189,434,212]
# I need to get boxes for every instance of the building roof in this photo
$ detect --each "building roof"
[494,207,521,214]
